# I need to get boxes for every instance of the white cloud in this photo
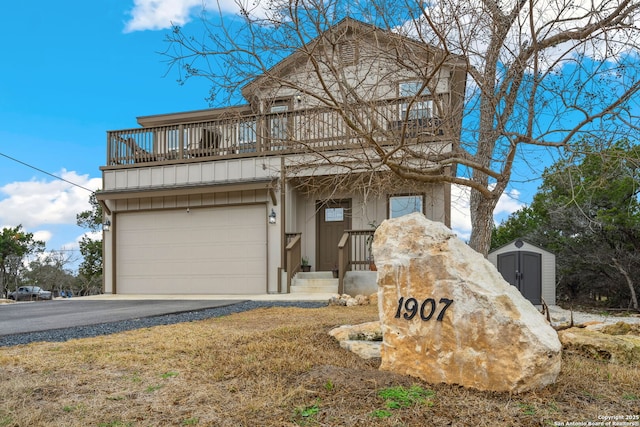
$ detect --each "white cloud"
[58,231,102,255]
[418,0,640,68]
[450,185,525,241]
[495,188,525,217]
[32,230,53,245]
[123,0,249,32]
[80,230,103,242]
[124,0,203,32]
[0,170,101,231]
[450,184,472,240]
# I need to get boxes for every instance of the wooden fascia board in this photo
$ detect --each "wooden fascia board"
[98,199,112,216]
[136,105,252,127]
[96,179,276,202]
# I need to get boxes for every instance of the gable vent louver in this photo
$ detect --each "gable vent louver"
[339,42,358,66]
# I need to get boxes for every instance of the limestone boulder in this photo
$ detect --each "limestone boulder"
[329,321,383,359]
[368,292,378,306]
[373,213,562,393]
[329,321,382,342]
[600,321,640,336]
[558,327,640,364]
[328,294,371,307]
[339,340,382,360]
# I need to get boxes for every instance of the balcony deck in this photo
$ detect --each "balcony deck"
[104,100,443,168]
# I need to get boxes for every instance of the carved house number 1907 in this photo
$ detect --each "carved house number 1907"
[394,297,454,321]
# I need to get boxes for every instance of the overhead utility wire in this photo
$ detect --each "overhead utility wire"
[0,151,96,193]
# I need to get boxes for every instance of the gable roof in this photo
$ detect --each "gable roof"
[241,17,463,100]
[135,18,467,127]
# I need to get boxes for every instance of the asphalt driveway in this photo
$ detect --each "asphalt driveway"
[0,299,245,336]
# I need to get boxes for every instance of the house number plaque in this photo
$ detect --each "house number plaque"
[394,297,453,321]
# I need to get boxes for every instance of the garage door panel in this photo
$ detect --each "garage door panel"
[120,254,263,274]
[117,205,266,294]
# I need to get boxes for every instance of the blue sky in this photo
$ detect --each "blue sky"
[0,0,526,271]
[0,1,217,267]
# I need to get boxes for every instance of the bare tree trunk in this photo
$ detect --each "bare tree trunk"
[468,189,499,257]
[611,257,639,311]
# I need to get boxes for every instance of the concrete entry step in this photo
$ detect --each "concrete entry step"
[291,272,339,294]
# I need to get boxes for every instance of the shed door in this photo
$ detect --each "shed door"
[116,205,266,295]
[497,251,542,305]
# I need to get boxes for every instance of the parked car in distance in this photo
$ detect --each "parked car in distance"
[7,286,53,301]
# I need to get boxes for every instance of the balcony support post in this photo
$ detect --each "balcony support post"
[178,124,185,159]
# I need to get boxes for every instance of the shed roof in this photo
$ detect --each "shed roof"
[489,239,555,256]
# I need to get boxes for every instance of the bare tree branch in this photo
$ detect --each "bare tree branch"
[161,0,640,255]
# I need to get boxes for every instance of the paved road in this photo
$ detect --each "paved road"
[0,299,245,336]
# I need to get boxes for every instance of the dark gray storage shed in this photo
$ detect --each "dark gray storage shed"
[488,239,556,306]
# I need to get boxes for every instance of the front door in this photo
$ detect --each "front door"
[497,251,542,304]
[316,199,351,271]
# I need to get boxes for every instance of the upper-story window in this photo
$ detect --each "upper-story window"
[238,119,257,152]
[239,120,257,143]
[400,81,429,97]
[267,99,292,146]
[270,105,288,139]
[389,194,424,218]
[399,81,433,120]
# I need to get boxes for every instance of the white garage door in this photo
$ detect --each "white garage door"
[116,205,267,294]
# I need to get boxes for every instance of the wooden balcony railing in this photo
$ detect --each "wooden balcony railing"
[285,233,302,293]
[105,99,443,167]
[345,229,376,271]
[337,232,350,295]
[284,229,374,293]
[337,229,376,294]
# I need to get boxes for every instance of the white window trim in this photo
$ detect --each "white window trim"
[399,81,433,120]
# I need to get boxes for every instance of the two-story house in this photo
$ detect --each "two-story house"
[96,18,466,295]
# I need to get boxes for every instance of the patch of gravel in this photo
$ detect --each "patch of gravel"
[0,300,326,348]
[3,300,638,348]
[547,305,640,326]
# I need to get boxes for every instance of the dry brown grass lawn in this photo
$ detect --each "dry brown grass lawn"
[0,305,638,427]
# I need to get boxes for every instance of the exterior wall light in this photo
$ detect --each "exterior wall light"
[103,219,111,232]
[268,209,277,224]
